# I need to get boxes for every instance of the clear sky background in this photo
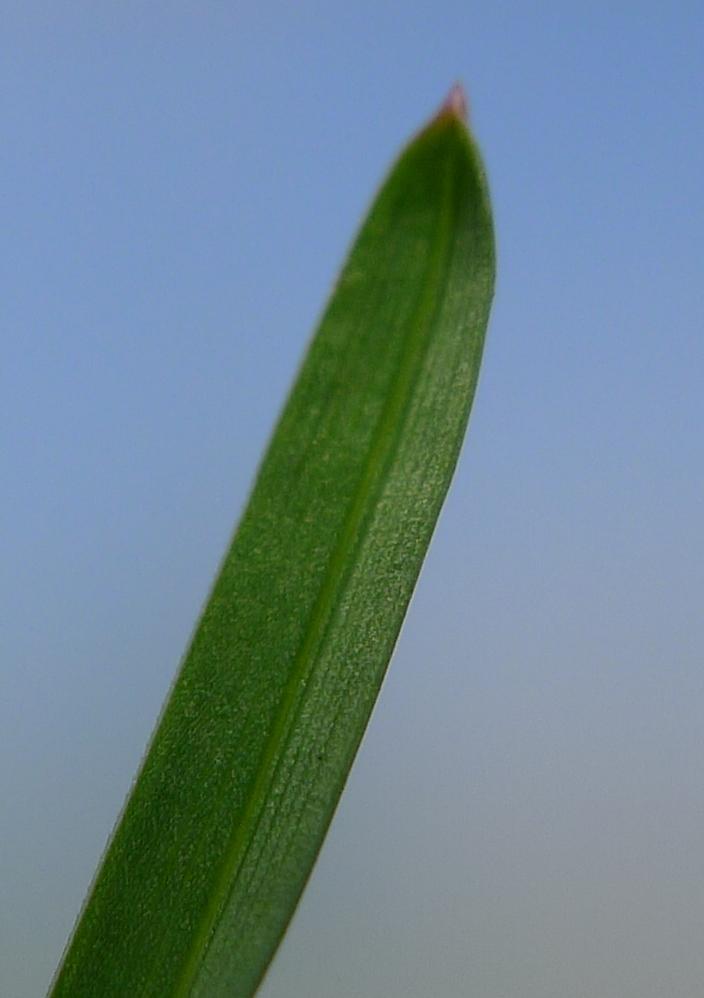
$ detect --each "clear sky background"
[3,3,703,996]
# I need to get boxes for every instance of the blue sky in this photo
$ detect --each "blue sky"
[3,4,703,995]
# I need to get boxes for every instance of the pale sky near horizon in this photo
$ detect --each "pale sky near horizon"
[3,4,704,996]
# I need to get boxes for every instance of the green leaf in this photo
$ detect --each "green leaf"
[51,88,495,998]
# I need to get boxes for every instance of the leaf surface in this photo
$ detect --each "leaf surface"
[51,90,495,998]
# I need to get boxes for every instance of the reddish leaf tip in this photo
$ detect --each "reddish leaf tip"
[438,82,468,123]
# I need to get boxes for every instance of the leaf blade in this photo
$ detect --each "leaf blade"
[51,97,495,998]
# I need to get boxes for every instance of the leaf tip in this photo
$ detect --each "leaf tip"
[436,82,469,124]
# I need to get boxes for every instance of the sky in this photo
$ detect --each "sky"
[3,3,703,996]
